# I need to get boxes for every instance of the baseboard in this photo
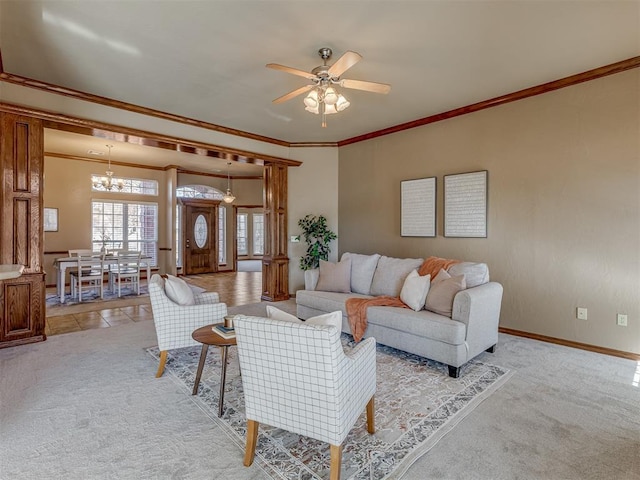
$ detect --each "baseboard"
[499,327,640,361]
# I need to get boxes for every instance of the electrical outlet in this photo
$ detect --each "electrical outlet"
[290,235,300,243]
[617,314,628,327]
[576,307,588,320]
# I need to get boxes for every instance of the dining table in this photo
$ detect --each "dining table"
[53,255,152,304]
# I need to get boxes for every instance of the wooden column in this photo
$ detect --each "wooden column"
[0,112,46,348]
[261,163,289,301]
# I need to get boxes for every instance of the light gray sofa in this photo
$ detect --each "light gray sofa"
[296,253,503,377]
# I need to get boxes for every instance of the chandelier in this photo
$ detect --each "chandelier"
[303,85,350,128]
[92,144,124,191]
[222,162,235,203]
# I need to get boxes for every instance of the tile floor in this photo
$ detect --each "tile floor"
[46,271,263,337]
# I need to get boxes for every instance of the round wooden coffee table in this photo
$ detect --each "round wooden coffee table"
[192,323,237,417]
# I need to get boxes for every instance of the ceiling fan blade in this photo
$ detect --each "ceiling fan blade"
[272,85,313,104]
[328,51,362,77]
[341,78,391,94]
[266,63,316,80]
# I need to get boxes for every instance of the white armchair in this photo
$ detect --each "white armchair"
[234,315,377,480]
[148,274,227,377]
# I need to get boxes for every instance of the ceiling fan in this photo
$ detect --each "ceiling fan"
[267,47,391,127]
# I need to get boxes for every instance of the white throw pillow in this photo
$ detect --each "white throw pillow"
[266,305,299,323]
[164,274,195,306]
[266,306,342,331]
[400,269,431,311]
[424,269,466,317]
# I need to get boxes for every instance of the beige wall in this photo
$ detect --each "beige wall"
[339,69,640,354]
[288,147,340,291]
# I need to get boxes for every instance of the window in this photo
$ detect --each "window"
[92,200,158,266]
[253,213,264,255]
[237,213,248,256]
[176,185,223,200]
[92,177,158,195]
[219,207,226,264]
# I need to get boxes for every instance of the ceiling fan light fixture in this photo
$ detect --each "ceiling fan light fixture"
[335,94,350,112]
[305,104,320,114]
[324,103,338,115]
[323,87,338,105]
[303,89,319,108]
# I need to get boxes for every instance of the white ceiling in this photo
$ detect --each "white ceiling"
[2,1,638,172]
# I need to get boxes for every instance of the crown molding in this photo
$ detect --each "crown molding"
[0,102,302,169]
[0,70,289,148]
[1,50,637,149]
[338,56,640,146]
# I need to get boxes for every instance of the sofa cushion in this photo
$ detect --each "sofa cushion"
[447,262,489,288]
[164,274,195,306]
[296,290,372,316]
[425,269,466,317]
[315,258,352,293]
[370,256,424,297]
[341,252,381,295]
[266,305,342,330]
[400,270,431,311]
[367,306,466,345]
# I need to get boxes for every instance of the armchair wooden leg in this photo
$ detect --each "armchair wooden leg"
[329,444,343,480]
[155,350,168,378]
[366,395,375,434]
[244,420,259,466]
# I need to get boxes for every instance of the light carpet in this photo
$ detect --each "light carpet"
[146,333,511,479]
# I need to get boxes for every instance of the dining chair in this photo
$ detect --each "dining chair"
[108,250,142,297]
[69,253,104,302]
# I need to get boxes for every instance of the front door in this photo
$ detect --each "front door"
[181,199,219,275]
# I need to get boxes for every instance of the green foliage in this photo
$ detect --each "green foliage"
[298,214,337,270]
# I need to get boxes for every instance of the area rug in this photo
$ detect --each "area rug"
[146,336,512,479]
[46,285,149,308]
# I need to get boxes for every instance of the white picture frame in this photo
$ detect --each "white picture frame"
[444,171,488,238]
[401,177,436,237]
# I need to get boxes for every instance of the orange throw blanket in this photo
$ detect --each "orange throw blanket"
[346,256,461,342]
[346,296,408,342]
[418,256,461,279]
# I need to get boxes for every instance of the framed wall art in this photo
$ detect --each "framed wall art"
[401,177,436,237]
[444,170,487,238]
[44,207,59,232]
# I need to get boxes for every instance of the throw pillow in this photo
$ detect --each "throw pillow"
[164,274,195,306]
[266,305,299,323]
[400,269,431,311]
[266,306,342,330]
[424,269,466,317]
[370,256,424,297]
[447,262,490,288]
[315,258,352,293]
[340,252,381,295]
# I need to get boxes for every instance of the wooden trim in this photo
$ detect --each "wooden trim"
[44,151,166,171]
[0,49,3,74]
[0,103,302,168]
[338,56,640,146]
[289,142,338,148]
[0,71,290,147]
[173,166,262,180]
[499,327,640,361]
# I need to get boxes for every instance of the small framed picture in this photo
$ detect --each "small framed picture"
[44,208,59,232]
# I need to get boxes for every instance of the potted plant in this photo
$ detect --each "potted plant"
[298,215,337,288]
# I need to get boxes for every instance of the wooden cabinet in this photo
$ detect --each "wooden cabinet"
[0,112,46,348]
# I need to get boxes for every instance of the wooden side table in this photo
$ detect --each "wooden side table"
[192,323,237,417]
